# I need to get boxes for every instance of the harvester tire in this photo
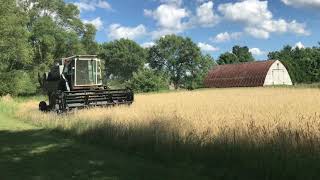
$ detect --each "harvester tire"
[39,101,48,112]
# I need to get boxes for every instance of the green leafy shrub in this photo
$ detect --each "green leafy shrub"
[0,71,37,96]
[0,73,15,96]
[126,69,169,93]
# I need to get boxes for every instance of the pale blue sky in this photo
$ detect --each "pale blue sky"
[67,0,320,59]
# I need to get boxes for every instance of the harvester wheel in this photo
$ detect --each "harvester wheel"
[39,101,48,112]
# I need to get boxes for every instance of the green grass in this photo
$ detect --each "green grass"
[0,104,208,180]
[0,113,35,131]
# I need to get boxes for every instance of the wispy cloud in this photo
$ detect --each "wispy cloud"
[212,32,242,43]
[83,17,103,30]
[249,48,266,56]
[198,42,219,52]
[107,24,147,40]
[73,0,112,12]
[218,0,310,39]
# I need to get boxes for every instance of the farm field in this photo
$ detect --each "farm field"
[0,104,203,179]
[1,87,320,179]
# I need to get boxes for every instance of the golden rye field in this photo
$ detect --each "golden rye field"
[15,87,320,150]
[2,87,320,178]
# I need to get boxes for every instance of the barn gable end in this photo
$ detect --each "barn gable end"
[264,60,293,86]
[204,60,292,88]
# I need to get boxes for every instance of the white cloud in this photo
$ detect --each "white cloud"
[145,1,220,39]
[218,0,310,39]
[198,42,219,52]
[83,17,103,30]
[249,48,266,56]
[96,0,111,9]
[218,0,272,25]
[282,0,320,8]
[293,41,305,49]
[286,20,309,35]
[73,0,112,12]
[73,2,95,11]
[107,24,147,40]
[195,1,219,27]
[141,42,155,48]
[144,4,189,39]
[245,27,270,39]
[144,4,188,30]
[212,32,242,42]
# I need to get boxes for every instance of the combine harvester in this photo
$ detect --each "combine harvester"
[38,55,134,112]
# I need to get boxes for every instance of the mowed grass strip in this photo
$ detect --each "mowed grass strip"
[0,102,205,180]
[0,113,35,131]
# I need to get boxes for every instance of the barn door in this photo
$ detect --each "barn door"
[272,69,284,85]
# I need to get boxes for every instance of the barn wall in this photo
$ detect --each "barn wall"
[264,60,292,86]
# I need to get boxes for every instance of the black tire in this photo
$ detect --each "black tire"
[39,101,48,112]
[127,90,134,102]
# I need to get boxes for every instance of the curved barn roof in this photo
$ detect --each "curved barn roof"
[204,60,276,88]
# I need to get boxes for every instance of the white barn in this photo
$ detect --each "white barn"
[263,60,293,86]
[204,60,293,88]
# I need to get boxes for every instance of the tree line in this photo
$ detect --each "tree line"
[100,36,215,92]
[0,0,319,96]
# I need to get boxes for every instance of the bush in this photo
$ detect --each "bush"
[126,69,169,93]
[0,70,37,96]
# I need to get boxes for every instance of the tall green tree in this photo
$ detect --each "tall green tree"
[185,54,215,89]
[217,45,254,65]
[0,0,33,72]
[19,0,86,70]
[100,39,146,82]
[30,16,58,67]
[232,45,254,62]
[0,0,36,95]
[217,52,239,65]
[81,24,99,55]
[148,35,213,89]
[18,0,84,34]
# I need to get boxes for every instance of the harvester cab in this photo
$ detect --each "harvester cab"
[38,55,134,112]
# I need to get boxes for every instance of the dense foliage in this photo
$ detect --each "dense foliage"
[0,0,33,72]
[99,36,214,91]
[268,45,320,84]
[148,35,214,89]
[217,46,254,65]
[100,39,146,82]
[126,69,169,93]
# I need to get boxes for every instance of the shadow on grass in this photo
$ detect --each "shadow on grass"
[66,121,320,180]
[0,129,204,180]
[2,125,320,179]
